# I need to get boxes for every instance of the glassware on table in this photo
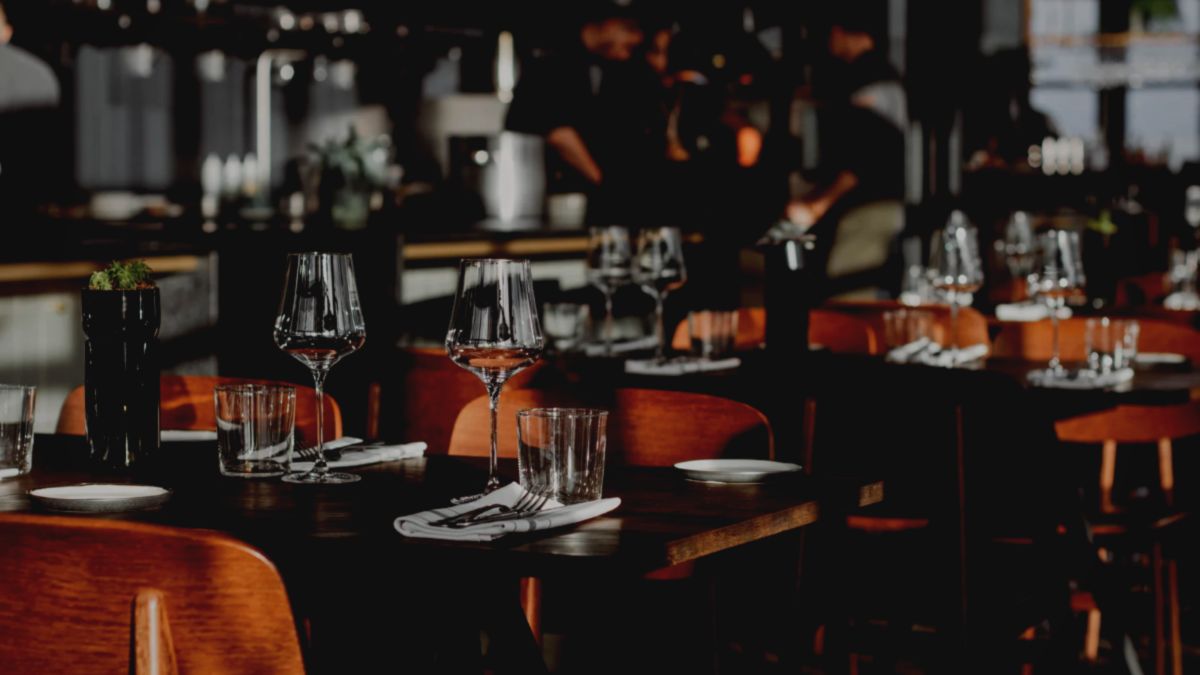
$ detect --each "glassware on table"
[585,226,633,356]
[542,303,590,352]
[1036,230,1085,374]
[1085,318,1139,375]
[447,259,544,498]
[214,384,296,478]
[274,252,366,484]
[1165,247,1200,310]
[0,385,36,479]
[634,227,688,362]
[882,309,935,351]
[517,408,608,504]
[929,211,984,366]
[1004,211,1037,299]
[687,310,738,359]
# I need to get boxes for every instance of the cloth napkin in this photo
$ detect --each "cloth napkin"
[625,356,741,376]
[289,441,427,472]
[395,483,621,542]
[582,335,660,357]
[1135,352,1188,366]
[161,429,218,442]
[994,303,1073,322]
[886,337,935,363]
[1026,368,1134,390]
[886,340,988,366]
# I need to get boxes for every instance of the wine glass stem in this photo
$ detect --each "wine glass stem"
[653,293,665,362]
[1050,305,1062,373]
[604,291,615,357]
[310,369,329,476]
[949,295,959,367]
[486,382,502,493]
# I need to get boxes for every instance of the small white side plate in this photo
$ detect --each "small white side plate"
[29,484,172,513]
[674,459,802,484]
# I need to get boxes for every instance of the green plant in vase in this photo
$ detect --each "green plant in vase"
[310,125,390,231]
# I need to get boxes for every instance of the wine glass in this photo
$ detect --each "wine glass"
[1004,211,1036,299]
[274,252,366,484]
[1036,229,1085,375]
[585,226,633,356]
[634,227,687,362]
[446,259,544,499]
[930,211,984,367]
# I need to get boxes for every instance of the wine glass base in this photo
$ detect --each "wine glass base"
[282,471,361,484]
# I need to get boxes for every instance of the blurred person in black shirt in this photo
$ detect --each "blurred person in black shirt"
[0,1,61,220]
[504,4,663,225]
[786,7,906,300]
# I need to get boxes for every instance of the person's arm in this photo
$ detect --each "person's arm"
[546,126,603,185]
[786,170,858,227]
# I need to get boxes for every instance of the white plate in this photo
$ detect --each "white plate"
[674,459,802,484]
[161,429,217,442]
[29,484,172,513]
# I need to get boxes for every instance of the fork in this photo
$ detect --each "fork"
[429,491,547,528]
[447,494,552,528]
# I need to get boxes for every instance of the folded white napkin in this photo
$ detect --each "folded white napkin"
[994,303,1073,322]
[290,440,427,472]
[395,482,621,542]
[162,429,218,442]
[886,337,935,363]
[625,356,741,376]
[582,335,660,357]
[1027,368,1134,390]
[887,340,988,366]
[1135,352,1188,365]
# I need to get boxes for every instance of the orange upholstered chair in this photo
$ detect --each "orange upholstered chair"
[671,307,881,355]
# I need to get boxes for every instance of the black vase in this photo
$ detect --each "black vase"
[81,288,161,468]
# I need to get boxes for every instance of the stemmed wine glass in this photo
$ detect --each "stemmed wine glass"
[1036,229,1085,375]
[634,227,687,362]
[585,226,633,356]
[1003,211,1036,299]
[446,259,544,499]
[274,252,366,484]
[930,211,984,367]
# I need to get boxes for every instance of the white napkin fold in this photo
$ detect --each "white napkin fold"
[289,441,427,472]
[886,337,935,363]
[161,429,218,442]
[1027,368,1134,390]
[395,483,621,542]
[625,356,741,376]
[1135,352,1188,365]
[887,340,988,366]
[582,335,660,357]
[994,303,1073,322]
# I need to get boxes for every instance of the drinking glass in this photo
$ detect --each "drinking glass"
[214,384,296,478]
[1036,230,1085,374]
[1085,318,1139,375]
[446,259,544,498]
[687,310,738,359]
[542,303,590,352]
[882,309,934,350]
[930,211,984,366]
[517,408,608,504]
[585,226,633,356]
[274,253,366,484]
[1004,211,1036,299]
[0,385,36,479]
[634,227,687,362]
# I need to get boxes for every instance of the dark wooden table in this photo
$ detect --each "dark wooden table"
[2,434,883,673]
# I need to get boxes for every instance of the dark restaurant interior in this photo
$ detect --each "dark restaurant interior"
[3,0,1200,673]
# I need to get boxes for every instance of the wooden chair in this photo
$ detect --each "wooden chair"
[991,317,1200,365]
[387,347,544,454]
[449,387,774,464]
[0,514,304,674]
[670,307,881,355]
[57,375,341,447]
[1053,402,1200,675]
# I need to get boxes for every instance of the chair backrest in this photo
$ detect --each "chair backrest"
[448,387,774,465]
[670,307,881,354]
[57,375,342,447]
[823,300,991,350]
[1055,400,1200,444]
[391,347,544,454]
[991,317,1200,365]
[0,514,304,675]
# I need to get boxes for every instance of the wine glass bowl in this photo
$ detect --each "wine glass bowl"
[585,227,633,356]
[1036,229,1085,374]
[274,252,366,484]
[633,227,687,362]
[930,212,984,366]
[446,259,544,498]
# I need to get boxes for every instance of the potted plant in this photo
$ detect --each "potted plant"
[310,125,390,231]
[82,260,160,468]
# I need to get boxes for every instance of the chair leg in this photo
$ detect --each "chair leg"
[1168,560,1182,675]
[520,577,542,644]
[1101,440,1118,513]
[1157,439,1175,508]
[1084,609,1102,663]
[1154,543,1166,675]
